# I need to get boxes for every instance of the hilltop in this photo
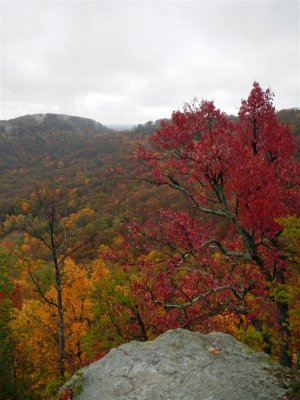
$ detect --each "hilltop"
[0,113,112,137]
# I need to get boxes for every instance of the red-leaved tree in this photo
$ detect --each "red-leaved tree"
[126,82,299,367]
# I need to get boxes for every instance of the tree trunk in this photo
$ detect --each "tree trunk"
[277,300,292,367]
[56,272,65,377]
[275,268,292,368]
[251,318,272,356]
[132,307,148,341]
[296,350,300,369]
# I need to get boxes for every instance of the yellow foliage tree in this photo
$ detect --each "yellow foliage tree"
[10,258,94,397]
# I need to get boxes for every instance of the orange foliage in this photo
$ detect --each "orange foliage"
[10,258,94,393]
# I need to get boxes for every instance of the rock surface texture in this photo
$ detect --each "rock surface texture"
[65,329,300,400]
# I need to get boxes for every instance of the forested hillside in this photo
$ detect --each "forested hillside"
[0,86,299,399]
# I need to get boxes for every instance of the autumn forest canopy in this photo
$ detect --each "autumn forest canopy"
[0,83,300,399]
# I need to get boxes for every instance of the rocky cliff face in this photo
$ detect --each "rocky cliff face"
[63,329,300,400]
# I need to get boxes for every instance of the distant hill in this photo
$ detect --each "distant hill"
[0,114,122,213]
[277,108,300,157]
[131,119,170,136]
[0,113,113,138]
[0,113,114,176]
[277,108,300,137]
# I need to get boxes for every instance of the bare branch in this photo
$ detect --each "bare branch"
[27,264,58,309]
[114,170,228,218]
[57,235,95,267]
[174,251,194,268]
[166,176,228,218]
[163,285,233,310]
[24,223,52,251]
[201,239,251,260]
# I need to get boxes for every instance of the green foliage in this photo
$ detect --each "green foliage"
[279,215,300,262]
[71,372,84,395]
[238,326,265,352]
[43,376,67,400]
[0,248,15,399]
[270,283,289,304]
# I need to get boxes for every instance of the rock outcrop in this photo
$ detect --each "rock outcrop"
[64,329,300,400]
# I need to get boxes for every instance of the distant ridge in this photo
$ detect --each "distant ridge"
[0,113,113,137]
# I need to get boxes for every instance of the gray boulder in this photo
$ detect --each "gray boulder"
[64,329,300,400]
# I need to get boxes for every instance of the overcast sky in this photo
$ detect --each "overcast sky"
[0,1,299,125]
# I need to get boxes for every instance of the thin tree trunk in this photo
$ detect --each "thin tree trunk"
[296,350,300,369]
[56,274,65,377]
[277,300,292,367]
[132,307,148,341]
[275,269,292,368]
[50,201,66,378]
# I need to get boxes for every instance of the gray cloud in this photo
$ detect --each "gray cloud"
[1,1,299,124]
